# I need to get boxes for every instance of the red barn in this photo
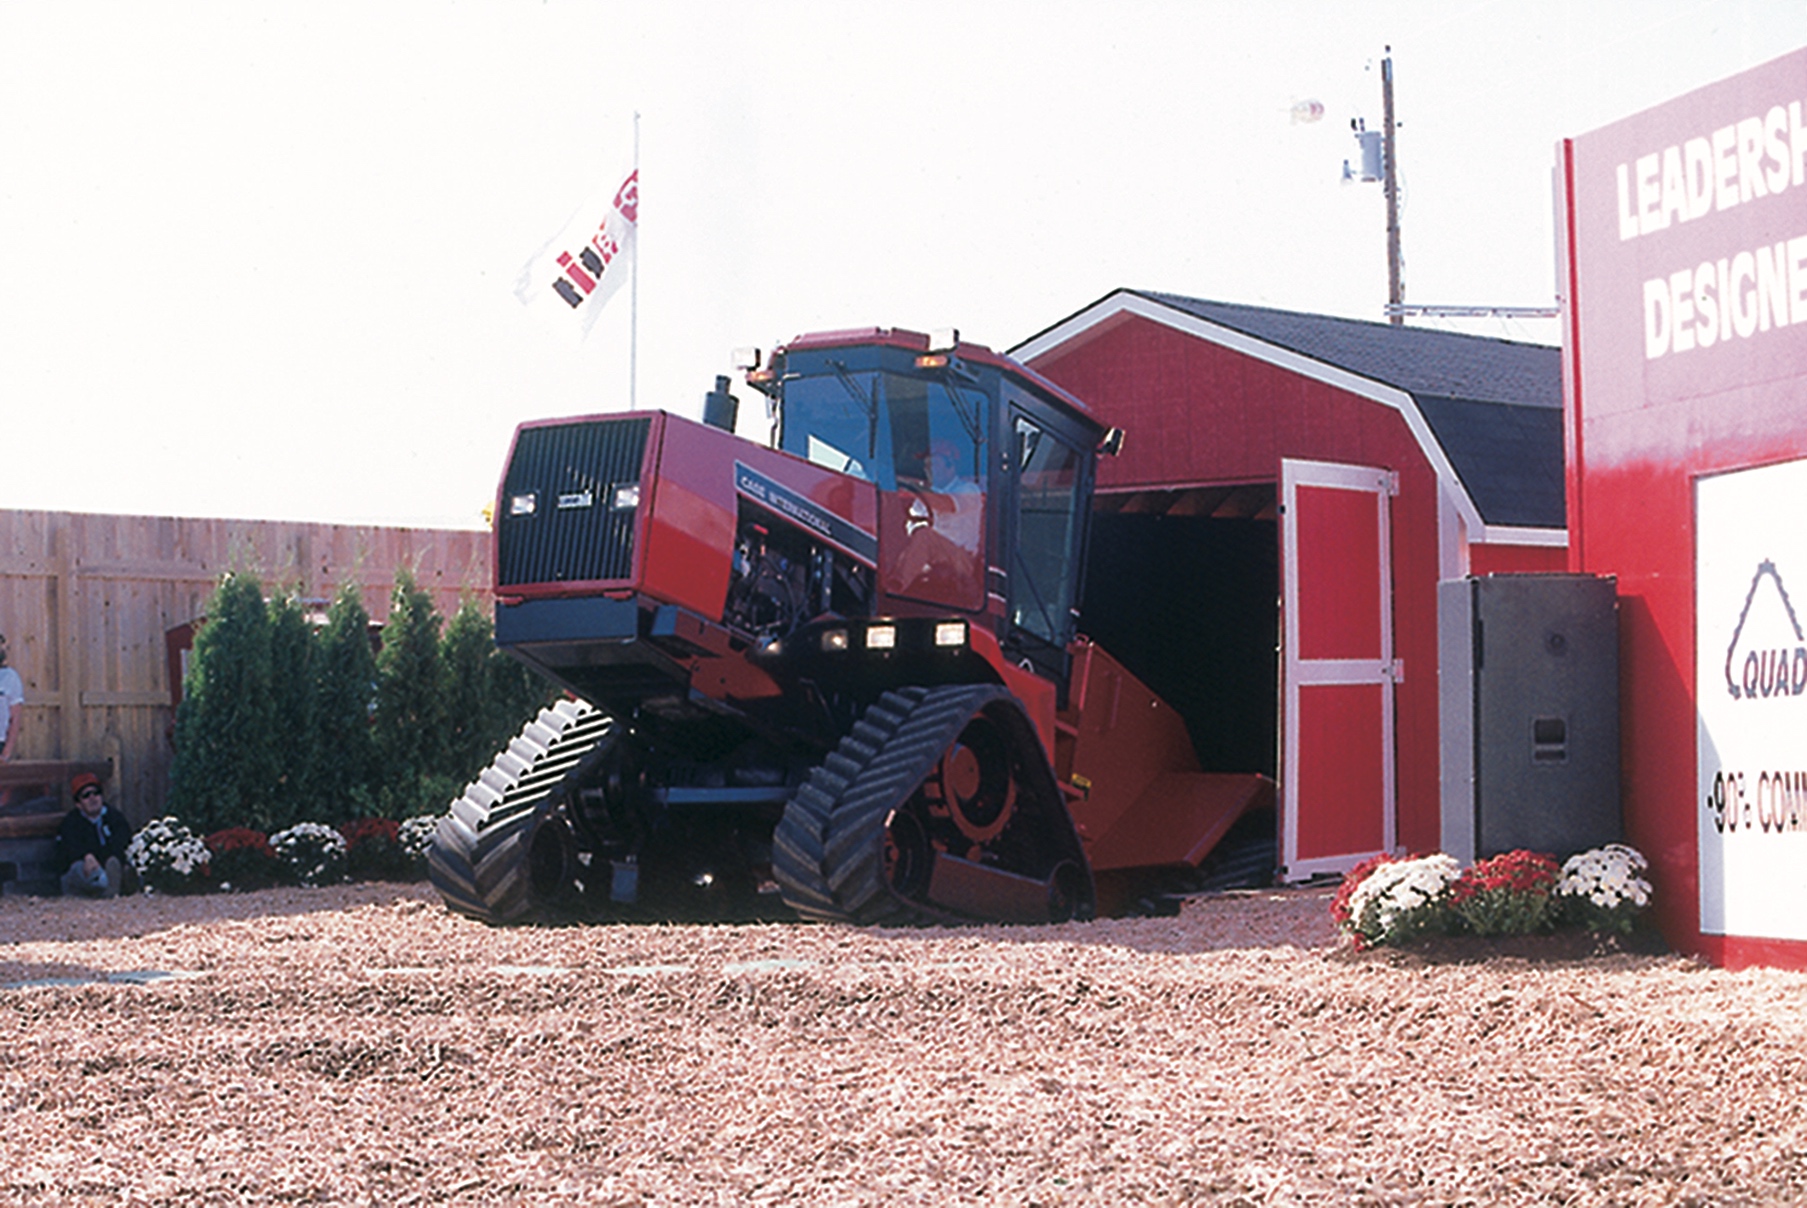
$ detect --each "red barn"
[1015,290,1564,879]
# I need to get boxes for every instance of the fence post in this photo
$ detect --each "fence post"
[54,520,82,760]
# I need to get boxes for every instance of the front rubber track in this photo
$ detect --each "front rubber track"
[428,698,616,924]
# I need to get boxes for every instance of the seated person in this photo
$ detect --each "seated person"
[903,439,980,494]
[57,773,133,898]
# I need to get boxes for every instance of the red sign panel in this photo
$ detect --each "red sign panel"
[1563,45,1807,967]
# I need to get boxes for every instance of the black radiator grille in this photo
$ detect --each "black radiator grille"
[498,418,651,588]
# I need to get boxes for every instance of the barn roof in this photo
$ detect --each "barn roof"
[1014,289,1566,533]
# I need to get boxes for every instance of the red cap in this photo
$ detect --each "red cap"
[70,772,101,797]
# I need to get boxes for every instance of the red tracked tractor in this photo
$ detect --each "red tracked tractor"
[429,328,1275,925]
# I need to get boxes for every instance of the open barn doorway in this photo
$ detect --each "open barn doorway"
[1079,483,1279,778]
[1078,482,1280,889]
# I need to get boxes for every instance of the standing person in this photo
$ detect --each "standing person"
[57,773,134,898]
[0,631,21,764]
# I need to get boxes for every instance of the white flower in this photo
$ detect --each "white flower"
[1556,843,1652,911]
[125,817,211,886]
[269,822,349,887]
[398,815,440,860]
[1348,853,1460,935]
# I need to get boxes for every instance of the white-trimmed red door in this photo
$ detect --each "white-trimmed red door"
[1280,458,1398,880]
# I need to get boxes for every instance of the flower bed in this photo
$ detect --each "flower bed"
[1333,844,1654,951]
[115,812,446,894]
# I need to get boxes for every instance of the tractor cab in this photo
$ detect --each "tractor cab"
[752,329,1106,687]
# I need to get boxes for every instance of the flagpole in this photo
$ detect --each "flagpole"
[630,111,640,410]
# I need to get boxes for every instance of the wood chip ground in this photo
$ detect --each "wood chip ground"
[4,883,1805,1205]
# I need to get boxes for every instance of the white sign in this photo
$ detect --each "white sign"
[1697,456,1807,939]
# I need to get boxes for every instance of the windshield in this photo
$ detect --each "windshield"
[781,369,986,493]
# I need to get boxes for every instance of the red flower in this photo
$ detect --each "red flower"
[205,826,275,859]
[1450,850,1557,903]
[338,817,401,849]
[1330,853,1398,927]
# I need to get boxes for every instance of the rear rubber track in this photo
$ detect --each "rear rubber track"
[774,684,1066,925]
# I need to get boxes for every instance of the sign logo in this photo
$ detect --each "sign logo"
[1722,559,1807,700]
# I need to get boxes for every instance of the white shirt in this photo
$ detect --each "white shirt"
[0,667,22,744]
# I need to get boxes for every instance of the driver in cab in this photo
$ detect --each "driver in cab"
[907,440,980,494]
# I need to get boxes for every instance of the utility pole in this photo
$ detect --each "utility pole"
[1381,48,1403,326]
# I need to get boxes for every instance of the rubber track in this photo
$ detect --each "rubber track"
[428,698,615,923]
[773,685,1022,925]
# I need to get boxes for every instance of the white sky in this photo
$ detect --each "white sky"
[5,1,1806,530]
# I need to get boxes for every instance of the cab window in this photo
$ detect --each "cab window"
[1010,415,1084,646]
[884,374,983,493]
[781,370,878,482]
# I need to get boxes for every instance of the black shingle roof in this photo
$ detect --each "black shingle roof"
[1132,292,1565,529]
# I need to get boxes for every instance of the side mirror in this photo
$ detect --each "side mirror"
[1100,427,1126,457]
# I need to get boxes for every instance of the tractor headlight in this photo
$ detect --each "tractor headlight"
[865,625,897,650]
[821,628,850,652]
[508,492,537,516]
[934,621,968,648]
[611,483,641,510]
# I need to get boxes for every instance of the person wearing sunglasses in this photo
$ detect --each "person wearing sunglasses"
[57,773,134,898]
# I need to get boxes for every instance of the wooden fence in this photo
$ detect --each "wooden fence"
[0,509,494,825]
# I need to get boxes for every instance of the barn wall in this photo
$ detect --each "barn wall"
[1033,314,1448,854]
[1470,543,1567,576]
[0,509,493,825]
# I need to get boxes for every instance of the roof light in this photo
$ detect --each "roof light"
[732,346,762,371]
[928,327,960,353]
[915,353,949,370]
[865,625,897,650]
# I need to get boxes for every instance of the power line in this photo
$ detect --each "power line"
[1385,304,1560,319]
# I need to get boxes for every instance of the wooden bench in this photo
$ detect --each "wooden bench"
[0,760,115,895]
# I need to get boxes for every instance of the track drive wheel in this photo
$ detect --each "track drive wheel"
[429,699,616,924]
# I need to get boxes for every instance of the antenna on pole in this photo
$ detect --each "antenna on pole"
[1345,49,1560,330]
[1381,49,1403,326]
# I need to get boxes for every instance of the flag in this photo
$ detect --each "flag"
[515,168,638,340]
